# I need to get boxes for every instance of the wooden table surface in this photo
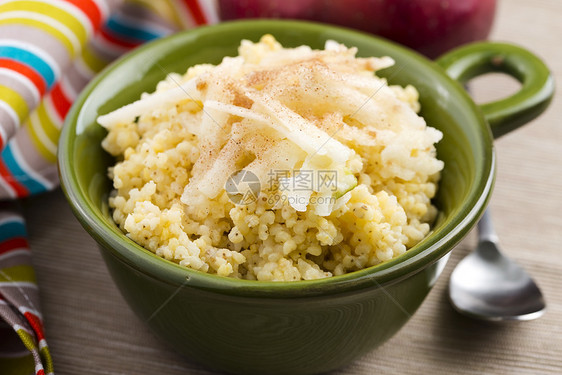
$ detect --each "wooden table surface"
[24,0,562,374]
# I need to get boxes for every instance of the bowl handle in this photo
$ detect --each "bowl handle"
[436,42,554,138]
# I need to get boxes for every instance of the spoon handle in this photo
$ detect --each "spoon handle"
[478,208,499,243]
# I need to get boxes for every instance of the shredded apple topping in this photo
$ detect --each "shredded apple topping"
[99,35,444,281]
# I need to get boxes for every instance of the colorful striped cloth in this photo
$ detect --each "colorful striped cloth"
[0,204,52,375]
[0,1,218,374]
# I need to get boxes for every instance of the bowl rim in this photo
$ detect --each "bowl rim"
[59,19,494,298]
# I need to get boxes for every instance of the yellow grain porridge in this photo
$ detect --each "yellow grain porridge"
[98,35,444,281]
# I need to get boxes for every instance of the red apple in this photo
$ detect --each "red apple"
[218,0,497,58]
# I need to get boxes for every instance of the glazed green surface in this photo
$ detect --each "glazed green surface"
[58,20,552,374]
[103,247,446,374]
[436,41,554,137]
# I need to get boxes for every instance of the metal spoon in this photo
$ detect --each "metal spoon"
[449,208,546,321]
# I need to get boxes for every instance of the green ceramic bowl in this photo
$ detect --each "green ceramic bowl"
[59,20,553,375]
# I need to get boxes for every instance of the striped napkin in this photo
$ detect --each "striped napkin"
[0,204,52,375]
[0,1,217,374]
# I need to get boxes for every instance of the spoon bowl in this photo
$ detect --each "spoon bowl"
[449,209,546,321]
